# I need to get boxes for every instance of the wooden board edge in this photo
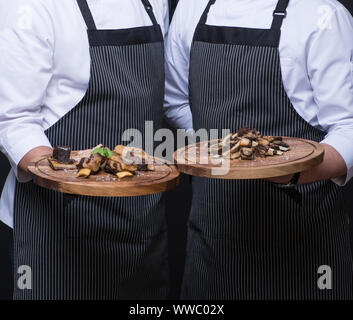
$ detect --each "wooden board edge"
[173,138,325,180]
[32,172,180,197]
[28,157,180,197]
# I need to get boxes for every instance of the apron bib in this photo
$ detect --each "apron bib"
[183,0,353,300]
[13,0,168,300]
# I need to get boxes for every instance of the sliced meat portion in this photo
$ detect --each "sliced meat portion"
[48,158,77,171]
[77,153,105,174]
[240,138,252,147]
[113,147,155,171]
[207,128,290,161]
[52,146,72,164]
[110,153,138,172]
[241,147,254,160]
[103,160,122,175]
[236,127,250,137]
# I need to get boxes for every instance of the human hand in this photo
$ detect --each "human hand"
[18,146,52,181]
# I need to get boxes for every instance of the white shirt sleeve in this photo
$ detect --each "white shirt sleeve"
[164,1,194,130]
[306,5,353,185]
[0,1,54,181]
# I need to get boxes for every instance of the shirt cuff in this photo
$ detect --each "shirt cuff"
[0,126,52,182]
[321,133,353,186]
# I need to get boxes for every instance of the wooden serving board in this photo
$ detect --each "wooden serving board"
[174,138,324,179]
[28,149,180,197]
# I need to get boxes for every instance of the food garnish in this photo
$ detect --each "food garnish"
[91,147,114,159]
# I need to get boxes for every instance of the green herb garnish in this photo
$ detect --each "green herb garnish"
[91,147,114,159]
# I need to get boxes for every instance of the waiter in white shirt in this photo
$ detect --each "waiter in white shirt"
[165,0,353,299]
[0,0,169,300]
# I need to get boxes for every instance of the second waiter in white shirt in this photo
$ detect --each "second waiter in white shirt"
[165,0,353,299]
[0,0,169,300]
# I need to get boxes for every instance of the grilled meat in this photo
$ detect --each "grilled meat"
[207,128,291,161]
[48,158,77,171]
[74,145,155,180]
[77,153,105,174]
[52,146,72,164]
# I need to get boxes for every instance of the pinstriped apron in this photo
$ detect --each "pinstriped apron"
[13,0,168,300]
[183,0,353,300]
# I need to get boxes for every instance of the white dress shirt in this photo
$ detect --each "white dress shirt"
[0,0,169,227]
[164,0,353,186]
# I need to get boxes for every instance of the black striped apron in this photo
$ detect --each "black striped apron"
[13,0,168,300]
[183,0,353,300]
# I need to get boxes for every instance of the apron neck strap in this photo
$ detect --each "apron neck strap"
[199,0,216,25]
[198,0,289,31]
[271,0,290,31]
[76,0,97,30]
[141,0,159,26]
[76,0,159,31]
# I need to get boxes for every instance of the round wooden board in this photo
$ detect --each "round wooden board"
[174,138,324,179]
[28,150,180,197]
